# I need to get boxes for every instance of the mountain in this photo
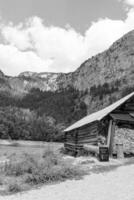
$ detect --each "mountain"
[5,31,134,104]
[5,30,134,95]
[0,30,134,141]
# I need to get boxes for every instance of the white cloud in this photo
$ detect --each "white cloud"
[0,17,87,75]
[84,18,125,57]
[2,26,31,50]
[121,0,134,7]
[1,6,134,76]
[0,44,52,75]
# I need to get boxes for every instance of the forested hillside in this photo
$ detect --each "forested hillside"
[19,87,87,124]
[0,88,87,141]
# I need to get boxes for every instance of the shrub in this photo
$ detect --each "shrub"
[59,147,67,154]
[54,165,84,180]
[7,182,22,193]
[5,149,86,192]
[24,173,45,185]
[25,163,85,185]
[0,177,4,185]
[42,147,60,166]
[5,154,38,176]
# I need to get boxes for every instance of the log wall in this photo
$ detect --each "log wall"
[77,122,98,145]
[64,122,99,155]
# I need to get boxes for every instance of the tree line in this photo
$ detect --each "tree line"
[0,87,87,141]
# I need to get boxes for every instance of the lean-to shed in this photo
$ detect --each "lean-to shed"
[64,92,134,156]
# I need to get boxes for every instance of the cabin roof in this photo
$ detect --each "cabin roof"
[110,113,134,122]
[64,92,134,132]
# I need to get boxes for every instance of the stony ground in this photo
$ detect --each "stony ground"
[0,158,134,200]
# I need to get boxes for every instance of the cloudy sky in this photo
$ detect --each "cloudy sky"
[0,0,134,75]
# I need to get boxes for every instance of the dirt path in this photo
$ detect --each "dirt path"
[1,163,134,200]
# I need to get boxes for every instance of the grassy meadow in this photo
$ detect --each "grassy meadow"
[0,140,86,195]
[0,140,133,196]
[0,140,63,158]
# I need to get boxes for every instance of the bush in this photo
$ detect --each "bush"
[0,177,4,185]
[59,147,67,154]
[5,154,38,176]
[25,163,84,185]
[53,165,84,180]
[7,182,22,193]
[4,149,86,192]
[42,147,60,166]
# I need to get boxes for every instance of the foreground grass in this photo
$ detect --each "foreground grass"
[0,141,134,195]
[0,146,86,195]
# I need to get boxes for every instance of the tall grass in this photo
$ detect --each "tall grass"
[2,147,86,194]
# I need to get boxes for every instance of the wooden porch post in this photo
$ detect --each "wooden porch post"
[64,132,67,143]
[107,120,115,156]
[75,130,78,157]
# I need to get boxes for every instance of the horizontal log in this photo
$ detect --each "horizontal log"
[78,140,98,144]
[65,140,75,143]
[84,144,99,154]
[66,138,99,144]
[125,103,134,106]
[78,138,97,142]
[66,134,98,140]
[78,128,98,133]
[66,138,75,141]
[66,139,75,141]
[66,136,75,139]
[64,145,75,150]
[78,135,97,139]
[78,124,98,130]
[78,131,97,135]
[65,146,83,151]
[84,142,98,146]
[124,107,134,110]
[77,137,97,141]
[65,146,83,150]
[77,139,97,143]
[66,137,75,140]
[66,126,98,136]
[78,141,98,145]
[66,138,75,140]
[77,134,97,139]
[78,123,98,130]
[79,129,97,133]
[78,132,98,138]
[64,142,83,147]
[78,137,98,142]
[65,137,75,140]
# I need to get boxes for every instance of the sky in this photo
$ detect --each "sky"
[0,0,134,75]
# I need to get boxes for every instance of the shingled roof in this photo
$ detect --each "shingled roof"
[64,92,134,132]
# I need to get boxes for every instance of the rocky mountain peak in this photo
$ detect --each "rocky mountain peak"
[19,71,39,78]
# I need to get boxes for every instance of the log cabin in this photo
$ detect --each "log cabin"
[64,92,134,157]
